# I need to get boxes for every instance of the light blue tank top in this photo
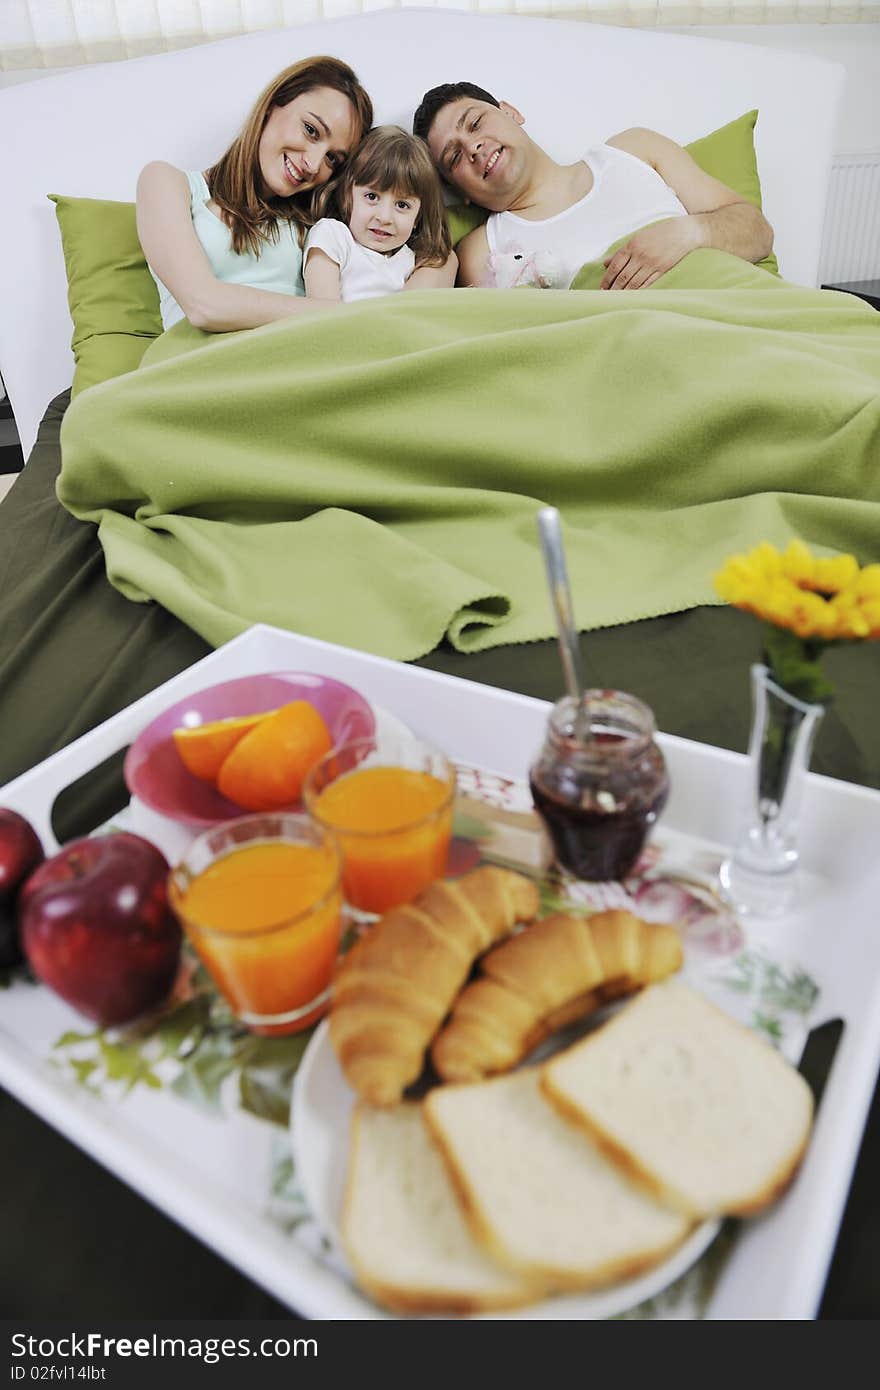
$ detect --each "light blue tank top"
[149,171,305,329]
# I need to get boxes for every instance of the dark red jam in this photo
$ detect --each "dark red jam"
[529,696,669,882]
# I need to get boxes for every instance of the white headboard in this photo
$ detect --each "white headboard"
[0,8,844,459]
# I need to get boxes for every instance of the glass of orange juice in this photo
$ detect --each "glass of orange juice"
[168,813,343,1035]
[303,733,456,917]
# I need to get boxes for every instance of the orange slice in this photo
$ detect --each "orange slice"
[216,700,333,812]
[172,712,270,783]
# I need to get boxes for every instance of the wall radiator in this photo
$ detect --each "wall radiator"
[819,154,880,283]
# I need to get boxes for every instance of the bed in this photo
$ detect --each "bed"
[0,8,879,1320]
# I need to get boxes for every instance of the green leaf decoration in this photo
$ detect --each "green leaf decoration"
[753,1012,785,1044]
[239,1070,294,1127]
[538,884,593,917]
[153,995,212,1056]
[758,964,819,1015]
[264,1140,315,1237]
[238,1030,315,1127]
[170,1036,244,1114]
[722,952,819,1013]
[69,1058,99,1088]
[271,1150,296,1198]
[451,811,492,841]
[54,1028,100,1047]
[96,1036,162,1093]
[722,953,758,995]
[240,1032,314,1072]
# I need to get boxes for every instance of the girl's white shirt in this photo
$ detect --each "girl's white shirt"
[304,218,416,302]
[149,171,304,330]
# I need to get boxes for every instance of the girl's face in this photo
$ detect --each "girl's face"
[258,87,358,198]
[348,184,421,255]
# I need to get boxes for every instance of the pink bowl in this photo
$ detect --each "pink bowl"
[124,671,375,827]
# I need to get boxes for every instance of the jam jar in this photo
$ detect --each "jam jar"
[529,690,669,882]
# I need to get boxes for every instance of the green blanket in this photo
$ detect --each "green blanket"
[57,251,880,661]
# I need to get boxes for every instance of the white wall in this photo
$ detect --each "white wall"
[4,20,877,150]
[672,23,880,153]
[673,23,880,279]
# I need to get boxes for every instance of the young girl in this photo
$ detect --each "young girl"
[137,55,373,333]
[303,126,456,302]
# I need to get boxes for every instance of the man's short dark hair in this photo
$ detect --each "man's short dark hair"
[412,82,500,146]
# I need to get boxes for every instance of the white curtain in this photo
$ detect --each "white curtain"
[1,0,878,69]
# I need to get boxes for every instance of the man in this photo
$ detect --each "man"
[413,82,773,290]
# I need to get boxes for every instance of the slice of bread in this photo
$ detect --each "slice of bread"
[542,979,814,1219]
[423,1068,692,1290]
[341,1101,540,1315]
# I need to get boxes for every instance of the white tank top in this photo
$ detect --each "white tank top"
[485,143,687,290]
[149,171,304,330]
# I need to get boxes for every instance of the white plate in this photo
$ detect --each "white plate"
[290,1019,722,1320]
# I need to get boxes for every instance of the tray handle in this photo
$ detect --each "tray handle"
[0,700,155,853]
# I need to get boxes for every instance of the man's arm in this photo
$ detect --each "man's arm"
[600,128,774,290]
[454,224,491,288]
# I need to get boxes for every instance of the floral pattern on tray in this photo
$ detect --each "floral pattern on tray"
[3,761,822,1321]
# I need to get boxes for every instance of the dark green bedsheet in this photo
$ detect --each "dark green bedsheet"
[0,391,878,1318]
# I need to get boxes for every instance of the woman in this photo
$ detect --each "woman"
[136,55,374,333]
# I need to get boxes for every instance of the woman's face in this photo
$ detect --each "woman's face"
[258,86,359,198]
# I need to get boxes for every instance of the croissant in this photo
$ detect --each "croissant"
[431,909,683,1084]
[329,866,540,1106]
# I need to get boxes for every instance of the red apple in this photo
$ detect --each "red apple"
[0,808,45,968]
[18,832,181,1026]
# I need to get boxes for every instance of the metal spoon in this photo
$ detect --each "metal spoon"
[536,507,590,738]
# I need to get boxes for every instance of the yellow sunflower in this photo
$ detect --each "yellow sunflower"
[714,541,880,642]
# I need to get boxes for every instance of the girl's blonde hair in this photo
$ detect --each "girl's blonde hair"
[206,55,373,256]
[321,125,451,268]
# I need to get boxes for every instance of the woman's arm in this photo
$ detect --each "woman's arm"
[600,129,774,290]
[136,161,334,330]
[405,249,459,291]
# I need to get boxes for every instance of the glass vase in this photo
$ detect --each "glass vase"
[719,663,825,918]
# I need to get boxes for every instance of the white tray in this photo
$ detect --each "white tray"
[2,622,880,1320]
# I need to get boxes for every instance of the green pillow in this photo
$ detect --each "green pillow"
[686,109,778,275]
[49,193,162,397]
[446,202,489,247]
[445,107,778,276]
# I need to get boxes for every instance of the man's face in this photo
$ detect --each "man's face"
[425,97,527,210]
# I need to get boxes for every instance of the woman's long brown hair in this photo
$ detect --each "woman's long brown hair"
[206,55,373,255]
[320,125,451,268]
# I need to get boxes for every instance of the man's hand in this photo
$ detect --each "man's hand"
[602,128,774,288]
[600,216,701,290]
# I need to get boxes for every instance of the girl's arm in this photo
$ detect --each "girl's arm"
[303,247,343,301]
[136,161,334,331]
[405,248,459,291]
